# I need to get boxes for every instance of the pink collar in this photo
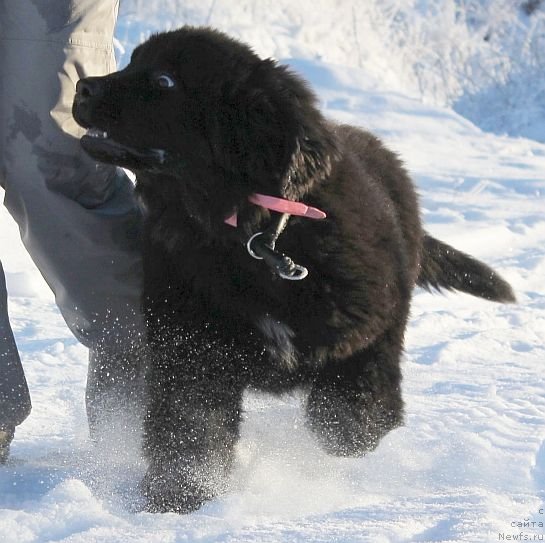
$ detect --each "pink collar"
[225,193,326,227]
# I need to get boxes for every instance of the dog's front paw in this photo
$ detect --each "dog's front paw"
[139,469,212,514]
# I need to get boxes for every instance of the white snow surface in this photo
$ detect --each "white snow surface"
[1,3,545,542]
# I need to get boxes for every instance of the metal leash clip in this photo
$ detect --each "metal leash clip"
[246,230,309,281]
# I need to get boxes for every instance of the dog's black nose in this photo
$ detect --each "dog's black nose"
[75,77,105,99]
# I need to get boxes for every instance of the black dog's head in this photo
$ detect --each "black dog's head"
[73,27,337,218]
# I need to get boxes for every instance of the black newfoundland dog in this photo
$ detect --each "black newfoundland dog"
[73,26,515,512]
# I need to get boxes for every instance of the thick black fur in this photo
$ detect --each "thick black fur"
[72,26,516,513]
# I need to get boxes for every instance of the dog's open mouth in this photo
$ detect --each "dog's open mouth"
[80,127,166,171]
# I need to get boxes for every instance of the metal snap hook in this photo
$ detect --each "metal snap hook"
[246,232,265,260]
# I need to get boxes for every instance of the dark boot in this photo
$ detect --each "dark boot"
[0,426,15,464]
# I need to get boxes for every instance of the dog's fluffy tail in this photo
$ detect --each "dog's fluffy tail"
[417,234,516,303]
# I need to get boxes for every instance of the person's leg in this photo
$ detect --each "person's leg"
[0,0,145,438]
[0,260,31,461]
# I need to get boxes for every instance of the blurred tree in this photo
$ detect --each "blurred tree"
[522,0,543,16]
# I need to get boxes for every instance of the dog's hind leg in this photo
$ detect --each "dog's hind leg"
[140,325,247,513]
[305,327,405,456]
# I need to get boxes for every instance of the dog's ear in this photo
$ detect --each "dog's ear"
[217,59,338,200]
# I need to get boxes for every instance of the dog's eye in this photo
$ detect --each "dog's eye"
[156,74,176,89]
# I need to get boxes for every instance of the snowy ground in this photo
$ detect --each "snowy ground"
[1,7,545,543]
